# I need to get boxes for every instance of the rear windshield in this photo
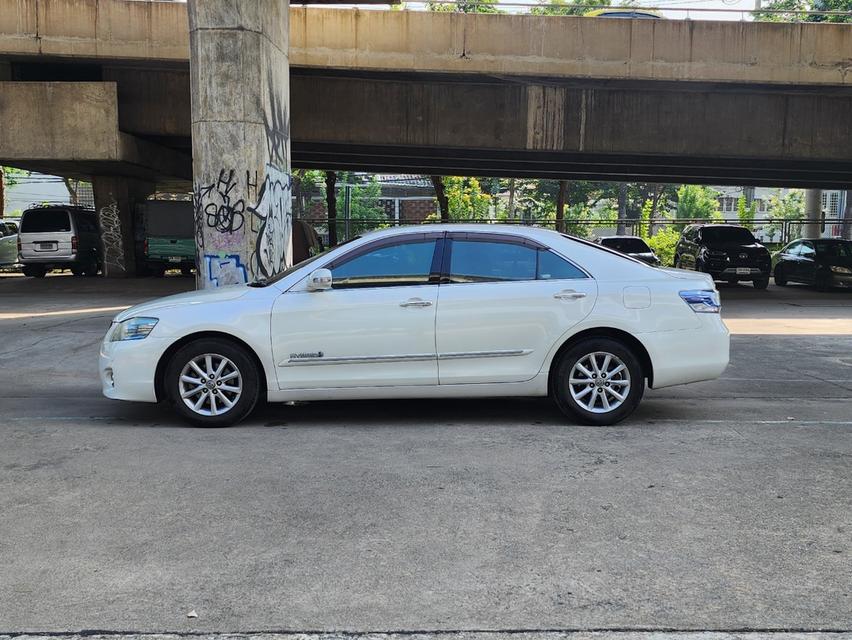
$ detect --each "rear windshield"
[815,241,852,258]
[21,209,71,233]
[700,226,755,244]
[601,237,651,253]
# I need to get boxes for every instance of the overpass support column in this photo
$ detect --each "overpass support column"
[188,0,292,289]
[92,176,154,278]
[804,189,822,239]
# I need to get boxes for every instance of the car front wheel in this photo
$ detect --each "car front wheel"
[165,338,261,427]
[552,338,644,426]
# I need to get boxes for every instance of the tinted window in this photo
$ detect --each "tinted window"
[332,240,436,288]
[800,242,816,259]
[815,241,852,258]
[600,237,651,253]
[700,226,756,244]
[449,240,537,283]
[21,209,71,233]
[784,242,801,256]
[538,250,586,280]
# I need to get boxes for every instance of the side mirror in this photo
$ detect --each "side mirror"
[307,268,332,291]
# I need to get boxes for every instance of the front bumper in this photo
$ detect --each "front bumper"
[829,272,852,288]
[711,267,769,280]
[100,337,169,403]
[640,314,730,389]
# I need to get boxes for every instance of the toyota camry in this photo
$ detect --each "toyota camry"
[101,225,729,427]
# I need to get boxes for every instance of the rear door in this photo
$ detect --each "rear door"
[435,232,597,385]
[798,241,818,283]
[19,208,73,260]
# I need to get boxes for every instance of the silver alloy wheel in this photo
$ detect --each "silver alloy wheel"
[178,353,243,417]
[568,351,631,414]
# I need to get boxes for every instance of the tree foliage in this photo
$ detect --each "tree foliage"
[531,0,636,15]
[753,0,852,22]
[675,185,721,224]
[427,0,502,12]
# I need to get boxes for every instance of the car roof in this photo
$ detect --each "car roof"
[358,223,564,242]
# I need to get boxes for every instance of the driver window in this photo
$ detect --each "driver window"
[331,239,437,289]
[800,242,816,259]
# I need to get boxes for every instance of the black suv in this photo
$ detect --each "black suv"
[674,224,772,289]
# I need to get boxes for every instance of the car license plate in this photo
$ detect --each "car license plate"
[39,242,54,250]
[736,267,751,275]
[168,256,181,262]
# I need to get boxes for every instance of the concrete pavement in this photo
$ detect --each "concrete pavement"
[0,275,849,633]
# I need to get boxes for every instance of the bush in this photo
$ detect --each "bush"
[647,227,680,267]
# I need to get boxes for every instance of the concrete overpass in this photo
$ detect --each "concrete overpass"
[1,0,851,280]
[1,0,852,188]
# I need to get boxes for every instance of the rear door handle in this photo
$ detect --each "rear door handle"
[400,298,433,308]
[554,290,587,300]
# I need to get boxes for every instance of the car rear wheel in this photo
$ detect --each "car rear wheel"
[774,266,788,286]
[753,277,770,290]
[552,338,644,426]
[165,338,260,427]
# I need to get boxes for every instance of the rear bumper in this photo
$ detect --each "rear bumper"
[21,254,81,265]
[709,267,770,280]
[640,314,730,389]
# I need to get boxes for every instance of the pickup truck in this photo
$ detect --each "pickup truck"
[138,200,195,276]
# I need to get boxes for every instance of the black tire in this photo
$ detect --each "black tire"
[22,265,47,278]
[180,265,194,277]
[774,266,787,286]
[165,338,261,427]
[673,254,682,269]
[149,264,167,278]
[552,337,645,426]
[753,277,770,290]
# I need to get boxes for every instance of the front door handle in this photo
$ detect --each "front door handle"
[400,298,433,308]
[554,290,587,300]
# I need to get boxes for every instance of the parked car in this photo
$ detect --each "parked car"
[138,200,196,277]
[674,223,772,289]
[101,225,729,428]
[0,220,19,267]
[773,238,852,290]
[18,205,101,278]
[595,235,661,266]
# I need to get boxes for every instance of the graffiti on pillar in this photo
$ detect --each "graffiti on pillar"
[99,199,125,274]
[204,253,248,287]
[249,164,292,279]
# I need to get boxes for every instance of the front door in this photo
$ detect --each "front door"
[435,233,597,385]
[272,234,442,390]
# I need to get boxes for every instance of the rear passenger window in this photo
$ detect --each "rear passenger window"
[537,250,586,280]
[21,209,71,233]
[448,240,587,283]
[449,240,537,283]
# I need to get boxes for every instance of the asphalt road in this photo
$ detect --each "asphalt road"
[0,274,850,633]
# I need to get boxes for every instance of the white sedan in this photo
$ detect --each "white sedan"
[101,225,729,427]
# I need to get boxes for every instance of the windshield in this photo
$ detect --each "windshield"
[700,226,756,245]
[251,251,327,287]
[21,209,71,233]
[815,241,852,258]
[601,237,651,253]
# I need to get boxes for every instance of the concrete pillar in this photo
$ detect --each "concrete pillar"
[188,0,291,289]
[91,176,154,278]
[803,188,822,239]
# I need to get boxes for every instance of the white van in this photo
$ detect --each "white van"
[18,205,102,277]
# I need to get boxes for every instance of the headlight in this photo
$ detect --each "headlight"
[109,317,159,341]
[830,265,852,274]
[679,289,721,314]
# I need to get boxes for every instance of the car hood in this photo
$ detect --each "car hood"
[709,242,768,255]
[113,285,251,322]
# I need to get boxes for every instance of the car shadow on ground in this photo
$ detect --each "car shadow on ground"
[98,392,695,430]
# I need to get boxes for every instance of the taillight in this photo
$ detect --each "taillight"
[71,235,78,253]
[17,236,21,254]
[143,238,149,256]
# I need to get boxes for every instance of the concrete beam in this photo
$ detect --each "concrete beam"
[1,1,852,87]
[0,81,191,180]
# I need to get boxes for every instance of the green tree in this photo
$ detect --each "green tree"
[1,166,29,216]
[753,0,852,22]
[445,176,492,220]
[647,227,681,266]
[736,195,758,230]
[764,189,805,242]
[675,185,721,225]
[427,0,502,13]
[531,0,636,15]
